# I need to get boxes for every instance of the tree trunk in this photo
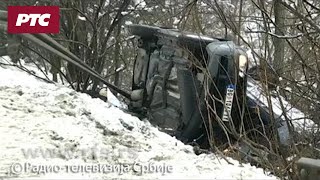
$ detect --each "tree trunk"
[114,23,122,87]
[273,0,286,74]
[237,0,243,45]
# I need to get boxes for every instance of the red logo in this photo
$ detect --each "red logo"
[7,6,60,34]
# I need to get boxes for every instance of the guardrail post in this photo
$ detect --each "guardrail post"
[0,45,6,56]
[0,10,7,21]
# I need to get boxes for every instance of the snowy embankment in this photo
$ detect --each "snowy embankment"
[0,60,277,179]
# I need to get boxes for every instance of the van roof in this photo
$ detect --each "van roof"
[127,24,228,46]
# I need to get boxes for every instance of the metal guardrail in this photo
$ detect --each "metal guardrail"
[0,10,7,32]
[0,10,131,99]
[0,10,6,21]
[297,157,320,180]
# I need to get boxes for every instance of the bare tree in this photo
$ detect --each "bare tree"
[273,0,286,74]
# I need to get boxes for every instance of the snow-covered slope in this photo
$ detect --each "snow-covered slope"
[0,62,277,179]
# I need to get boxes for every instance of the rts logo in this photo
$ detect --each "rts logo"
[8,6,60,34]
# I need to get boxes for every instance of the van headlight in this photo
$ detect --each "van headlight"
[238,55,247,77]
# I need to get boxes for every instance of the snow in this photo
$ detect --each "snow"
[186,34,215,41]
[115,64,125,72]
[103,0,110,7]
[78,16,86,21]
[247,77,316,133]
[133,0,146,9]
[125,21,133,25]
[0,60,277,179]
[173,17,179,25]
[145,7,153,12]
[106,88,127,109]
[121,11,129,16]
